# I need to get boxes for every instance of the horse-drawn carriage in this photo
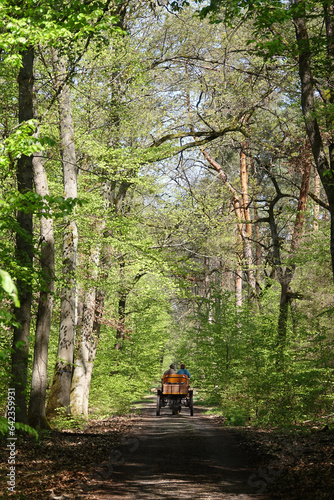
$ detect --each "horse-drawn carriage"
[156,374,193,416]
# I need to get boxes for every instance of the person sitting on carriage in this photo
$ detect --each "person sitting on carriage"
[163,364,176,376]
[177,363,191,378]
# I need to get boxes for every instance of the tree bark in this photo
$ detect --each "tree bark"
[115,259,127,350]
[11,47,35,424]
[293,0,334,278]
[28,132,55,429]
[70,247,100,417]
[47,52,78,417]
[240,144,252,239]
[313,168,320,231]
[277,160,311,347]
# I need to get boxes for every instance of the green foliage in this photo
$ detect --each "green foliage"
[0,0,123,66]
[180,283,334,426]
[0,271,20,414]
[0,270,19,308]
[51,408,86,431]
[89,275,175,415]
[0,416,38,439]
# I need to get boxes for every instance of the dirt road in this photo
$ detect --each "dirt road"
[86,397,269,500]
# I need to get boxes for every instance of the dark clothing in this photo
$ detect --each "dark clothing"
[177,368,191,378]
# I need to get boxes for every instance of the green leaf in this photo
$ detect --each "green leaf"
[0,270,20,307]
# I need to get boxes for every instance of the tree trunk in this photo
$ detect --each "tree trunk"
[240,144,257,294]
[293,1,334,278]
[313,168,320,231]
[28,133,55,429]
[82,290,106,416]
[240,144,252,239]
[235,257,243,310]
[253,204,262,295]
[11,47,35,424]
[115,259,127,350]
[277,160,311,347]
[70,248,100,417]
[47,52,78,417]
[200,148,257,298]
[69,6,130,416]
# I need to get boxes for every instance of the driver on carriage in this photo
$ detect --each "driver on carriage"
[177,363,191,378]
[163,364,176,376]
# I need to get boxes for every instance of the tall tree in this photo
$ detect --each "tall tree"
[11,47,35,424]
[28,125,55,428]
[292,0,334,278]
[45,0,123,417]
[46,52,79,416]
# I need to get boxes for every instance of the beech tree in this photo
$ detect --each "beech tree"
[46,51,79,416]
[28,123,55,429]
[1,0,123,424]
[11,47,35,424]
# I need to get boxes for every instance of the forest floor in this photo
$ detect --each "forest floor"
[0,396,333,499]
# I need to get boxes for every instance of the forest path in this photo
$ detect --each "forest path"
[85,396,269,500]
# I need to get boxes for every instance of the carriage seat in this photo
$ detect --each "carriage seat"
[162,374,189,385]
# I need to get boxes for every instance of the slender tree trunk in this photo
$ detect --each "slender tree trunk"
[240,144,257,294]
[11,47,34,424]
[70,180,133,414]
[70,247,100,417]
[47,53,78,416]
[313,168,320,231]
[115,259,126,350]
[69,173,132,416]
[200,148,257,297]
[235,254,243,310]
[277,160,311,347]
[70,290,97,417]
[70,176,130,415]
[69,5,131,415]
[28,134,55,429]
[253,204,262,295]
[82,290,106,416]
[240,144,252,239]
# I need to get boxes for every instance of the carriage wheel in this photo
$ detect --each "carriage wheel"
[156,393,161,416]
[189,392,194,416]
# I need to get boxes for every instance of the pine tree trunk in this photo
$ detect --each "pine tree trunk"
[200,148,257,298]
[11,47,35,424]
[240,145,257,295]
[47,52,78,416]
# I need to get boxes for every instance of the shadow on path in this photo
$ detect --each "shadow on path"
[86,397,269,499]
